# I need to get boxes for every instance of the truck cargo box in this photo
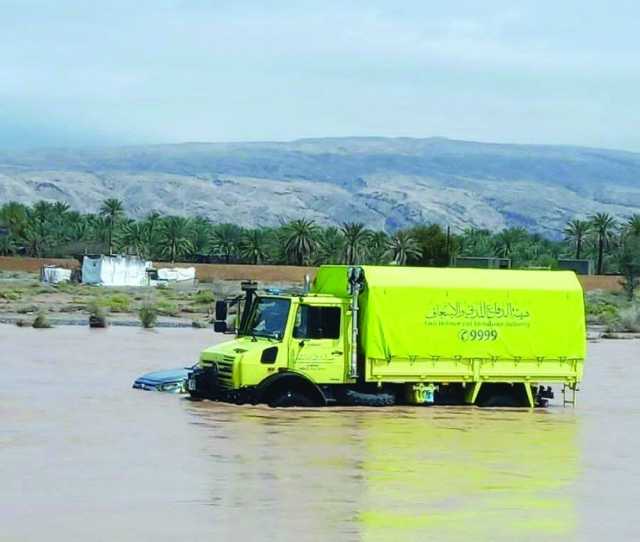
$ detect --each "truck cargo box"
[313,265,585,384]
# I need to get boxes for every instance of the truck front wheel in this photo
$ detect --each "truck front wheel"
[342,389,396,407]
[268,390,316,408]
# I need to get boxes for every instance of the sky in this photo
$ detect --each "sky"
[1,0,639,151]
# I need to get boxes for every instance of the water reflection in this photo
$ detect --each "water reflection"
[185,403,579,541]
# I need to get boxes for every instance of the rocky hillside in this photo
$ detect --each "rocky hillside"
[1,137,639,237]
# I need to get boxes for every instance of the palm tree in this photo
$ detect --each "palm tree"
[53,201,70,216]
[86,215,111,252]
[386,230,422,265]
[590,212,617,274]
[120,221,150,257]
[32,200,54,224]
[564,219,591,259]
[159,216,193,263]
[460,227,493,256]
[341,222,371,265]
[0,201,28,232]
[189,217,212,259]
[21,222,48,257]
[0,235,17,256]
[68,215,91,242]
[283,219,319,266]
[211,223,242,263]
[625,214,640,237]
[493,227,526,259]
[142,211,162,259]
[367,231,390,264]
[99,198,125,255]
[314,227,344,265]
[0,201,28,234]
[240,229,270,264]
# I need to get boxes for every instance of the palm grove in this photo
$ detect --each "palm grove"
[1,199,640,276]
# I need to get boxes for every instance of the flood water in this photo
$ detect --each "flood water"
[1,325,639,541]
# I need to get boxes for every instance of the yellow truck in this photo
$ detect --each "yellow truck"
[187,265,585,407]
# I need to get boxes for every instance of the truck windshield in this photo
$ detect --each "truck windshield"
[244,298,290,339]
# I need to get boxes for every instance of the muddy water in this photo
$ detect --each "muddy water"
[1,325,639,541]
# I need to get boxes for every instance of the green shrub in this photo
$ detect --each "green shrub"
[155,300,178,316]
[192,289,215,304]
[87,299,109,327]
[181,304,210,314]
[618,305,640,332]
[0,289,22,301]
[52,282,78,293]
[32,312,52,328]
[97,293,131,313]
[16,304,38,314]
[139,304,158,328]
[585,292,625,325]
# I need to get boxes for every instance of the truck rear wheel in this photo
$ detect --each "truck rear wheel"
[268,390,316,408]
[342,389,396,407]
[477,384,529,407]
[479,394,522,407]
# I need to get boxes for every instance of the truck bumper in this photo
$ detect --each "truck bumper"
[187,366,256,404]
[187,366,220,399]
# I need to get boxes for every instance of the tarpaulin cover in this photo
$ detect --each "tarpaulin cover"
[157,267,196,282]
[313,265,585,361]
[82,256,150,287]
[41,266,71,284]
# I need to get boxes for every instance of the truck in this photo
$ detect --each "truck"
[187,265,586,408]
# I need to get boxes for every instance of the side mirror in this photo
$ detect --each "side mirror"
[215,301,227,321]
[213,321,228,333]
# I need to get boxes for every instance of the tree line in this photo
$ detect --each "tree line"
[1,199,639,274]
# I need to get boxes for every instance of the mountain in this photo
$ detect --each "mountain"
[1,137,640,238]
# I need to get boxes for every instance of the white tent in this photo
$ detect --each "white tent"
[157,267,196,283]
[41,266,72,284]
[82,256,151,287]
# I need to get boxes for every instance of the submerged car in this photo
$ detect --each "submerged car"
[132,367,193,393]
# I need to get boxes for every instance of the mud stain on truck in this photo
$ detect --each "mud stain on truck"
[1,325,638,541]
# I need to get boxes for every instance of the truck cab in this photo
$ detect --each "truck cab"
[191,293,353,406]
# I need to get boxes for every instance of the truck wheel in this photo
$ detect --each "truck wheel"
[477,383,529,407]
[479,395,520,407]
[342,389,395,407]
[269,390,316,408]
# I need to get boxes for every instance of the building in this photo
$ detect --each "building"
[452,256,511,269]
[557,259,593,275]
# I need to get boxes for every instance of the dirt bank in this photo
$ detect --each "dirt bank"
[0,256,313,283]
[0,256,624,291]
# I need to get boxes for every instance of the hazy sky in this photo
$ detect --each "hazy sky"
[1,0,639,150]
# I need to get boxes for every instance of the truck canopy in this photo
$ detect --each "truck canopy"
[313,265,585,363]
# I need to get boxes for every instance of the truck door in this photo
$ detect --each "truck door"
[289,304,345,384]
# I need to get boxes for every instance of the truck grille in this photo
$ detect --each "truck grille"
[216,355,235,389]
